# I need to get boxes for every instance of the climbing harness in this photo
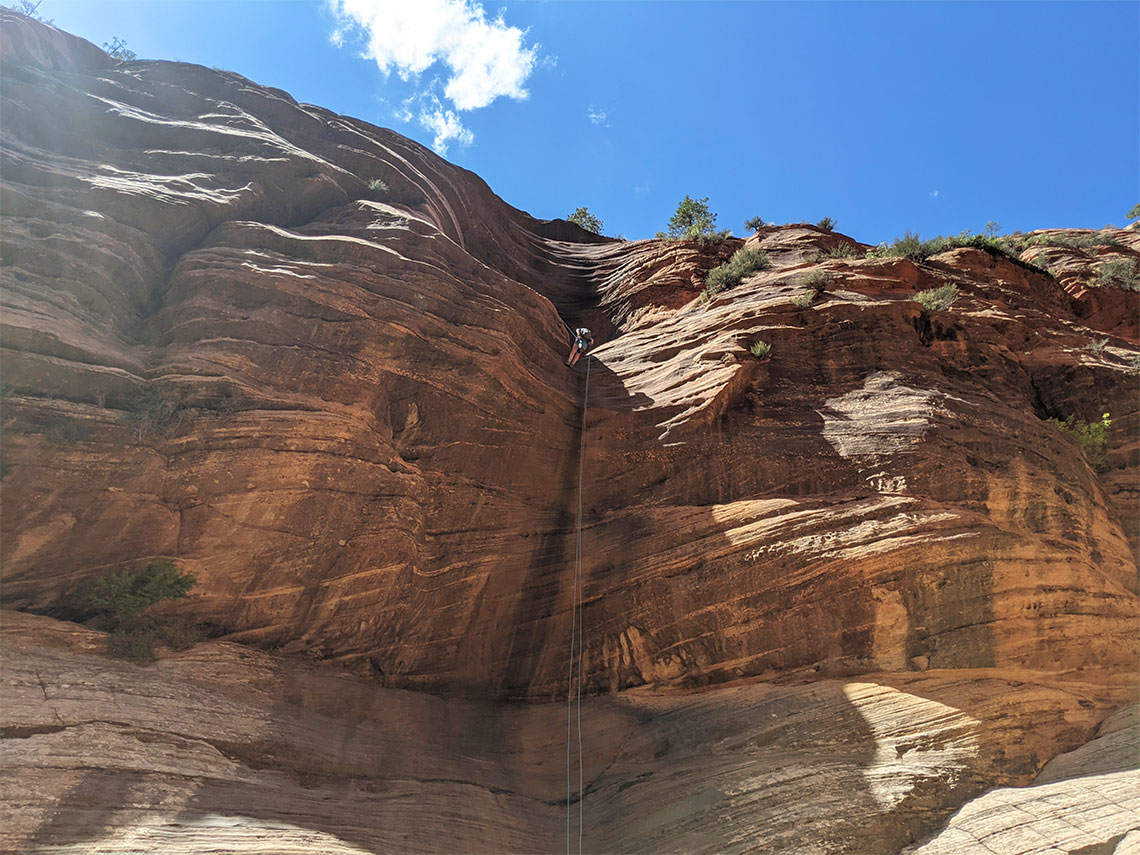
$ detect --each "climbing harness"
[564,321,591,855]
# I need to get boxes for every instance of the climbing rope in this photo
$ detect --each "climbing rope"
[565,343,591,855]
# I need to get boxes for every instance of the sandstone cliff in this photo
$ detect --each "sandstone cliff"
[1,12,1138,854]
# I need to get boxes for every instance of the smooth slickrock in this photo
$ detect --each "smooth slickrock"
[2,612,1135,855]
[906,705,1140,855]
[1,13,1139,853]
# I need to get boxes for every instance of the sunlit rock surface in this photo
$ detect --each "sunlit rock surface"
[1,11,1138,853]
[907,705,1139,855]
[3,613,1135,854]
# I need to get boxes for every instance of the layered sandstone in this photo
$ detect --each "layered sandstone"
[3,611,1136,854]
[1,11,1138,853]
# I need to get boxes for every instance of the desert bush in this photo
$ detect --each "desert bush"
[702,248,771,301]
[102,37,136,61]
[368,178,388,194]
[79,559,197,622]
[749,340,771,359]
[793,291,815,309]
[1048,412,1112,471]
[798,269,832,291]
[46,416,90,445]
[817,216,837,232]
[157,617,200,651]
[1094,258,1140,290]
[125,386,195,440]
[1128,203,1140,221]
[207,386,249,416]
[1017,232,1122,250]
[106,627,161,663]
[744,215,766,233]
[78,559,199,663]
[1085,337,1109,354]
[13,0,51,21]
[568,207,603,234]
[913,284,959,311]
[820,242,858,259]
[868,230,1024,264]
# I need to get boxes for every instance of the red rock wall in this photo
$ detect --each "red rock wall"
[2,12,1137,704]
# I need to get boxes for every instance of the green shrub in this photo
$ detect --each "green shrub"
[567,206,603,234]
[1018,232,1122,250]
[78,559,199,664]
[820,242,858,259]
[868,230,1024,263]
[1048,412,1111,471]
[125,387,195,440]
[1094,258,1140,290]
[889,231,934,261]
[749,340,771,359]
[817,216,837,232]
[702,248,771,301]
[107,627,161,663]
[1085,337,1108,354]
[744,215,766,233]
[1128,203,1140,222]
[913,284,959,311]
[798,269,832,291]
[368,178,388,194]
[79,559,197,623]
[793,291,815,309]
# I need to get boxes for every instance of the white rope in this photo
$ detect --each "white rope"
[577,356,590,853]
[566,354,590,855]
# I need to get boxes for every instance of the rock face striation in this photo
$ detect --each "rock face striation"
[1,12,1138,854]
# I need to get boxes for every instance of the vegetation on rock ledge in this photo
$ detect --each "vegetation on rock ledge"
[77,559,199,663]
[913,284,959,311]
[1048,412,1112,472]
[702,247,771,302]
[567,206,603,234]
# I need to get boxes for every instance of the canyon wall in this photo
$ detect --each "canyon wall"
[2,12,1138,853]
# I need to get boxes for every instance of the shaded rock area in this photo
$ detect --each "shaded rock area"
[1,11,1138,853]
[907,705,1139,855]
[3,612,1135,855]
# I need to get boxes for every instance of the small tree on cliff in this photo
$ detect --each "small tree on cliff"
[102,36,136,61]
[666,195,719,239]
[13,0,52,22]
[567,207,603,234]
[744,215,766,233]
[78,559,198,662]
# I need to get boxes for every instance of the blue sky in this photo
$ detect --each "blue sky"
[31,0,1140,243]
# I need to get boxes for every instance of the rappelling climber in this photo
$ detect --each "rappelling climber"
[566,327,594,367]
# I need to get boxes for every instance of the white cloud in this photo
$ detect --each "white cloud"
[397,88,474,155]
[587,105,609,126]
[929,190,940,198]
[329,0,537,111]
[419,101,475,155]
